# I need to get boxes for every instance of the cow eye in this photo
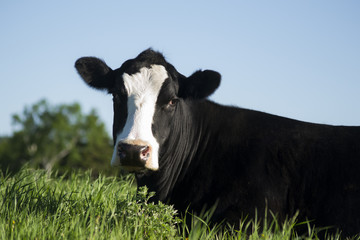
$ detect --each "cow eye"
[168,98,179,107]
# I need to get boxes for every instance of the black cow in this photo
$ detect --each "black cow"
[75,49,360,236]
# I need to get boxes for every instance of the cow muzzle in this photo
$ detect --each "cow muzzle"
[115,140,152,172]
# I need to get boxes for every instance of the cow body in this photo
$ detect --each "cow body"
[75,49,360,236]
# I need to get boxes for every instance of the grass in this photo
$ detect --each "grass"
[0,167,358,240]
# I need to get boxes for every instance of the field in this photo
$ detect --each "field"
[0,167,356,240]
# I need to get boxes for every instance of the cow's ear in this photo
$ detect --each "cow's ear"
[179,70,221,99]
[75,57,114,90]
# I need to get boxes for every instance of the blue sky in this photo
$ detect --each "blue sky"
[1,1,359,136]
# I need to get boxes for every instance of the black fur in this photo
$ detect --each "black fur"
[75,49,360,236]
[179,70,221,99]
[75,57,114,90]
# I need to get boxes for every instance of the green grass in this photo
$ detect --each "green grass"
[0,167,357,240]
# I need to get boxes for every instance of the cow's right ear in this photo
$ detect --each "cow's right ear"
[75,57,114,90]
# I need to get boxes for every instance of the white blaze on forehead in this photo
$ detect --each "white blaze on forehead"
[111,65,168,170]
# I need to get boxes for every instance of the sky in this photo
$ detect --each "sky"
[1,1,359,136]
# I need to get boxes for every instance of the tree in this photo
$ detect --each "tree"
[0,99,117,175]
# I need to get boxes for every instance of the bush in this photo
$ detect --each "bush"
[0,100,117,176]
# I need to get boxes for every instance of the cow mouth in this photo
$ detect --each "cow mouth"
[121,165,147,173]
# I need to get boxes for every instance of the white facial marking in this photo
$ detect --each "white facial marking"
[111,65,168,171]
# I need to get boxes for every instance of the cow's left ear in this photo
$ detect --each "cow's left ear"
[179,70,221,99]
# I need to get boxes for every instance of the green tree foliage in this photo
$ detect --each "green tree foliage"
[0,99,117,175]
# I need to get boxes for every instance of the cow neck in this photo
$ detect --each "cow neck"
[165,99,217,205]
[136,99,209,202]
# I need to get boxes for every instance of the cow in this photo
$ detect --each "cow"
[75,49,360,236]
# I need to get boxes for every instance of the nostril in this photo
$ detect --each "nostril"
[140,146,150,161]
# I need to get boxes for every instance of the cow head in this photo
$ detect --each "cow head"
[75,49,221,172]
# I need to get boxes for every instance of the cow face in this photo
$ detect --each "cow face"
[75,49,220,172]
